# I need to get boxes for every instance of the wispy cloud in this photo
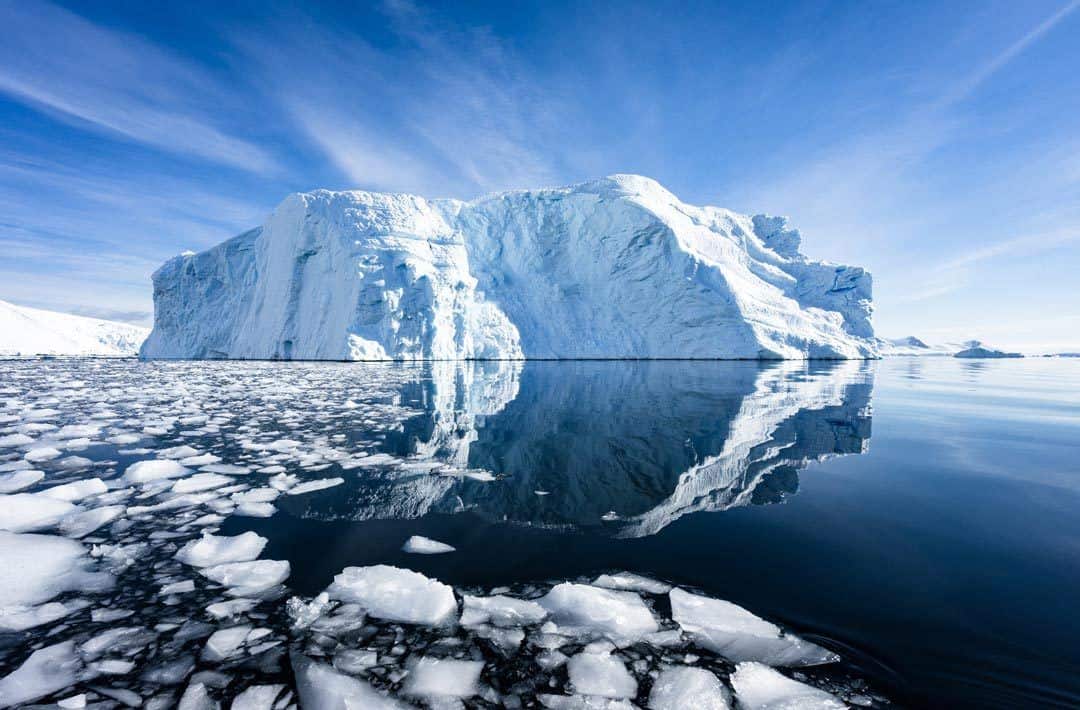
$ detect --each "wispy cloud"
[233,1,572,197]
[0,0,278,174]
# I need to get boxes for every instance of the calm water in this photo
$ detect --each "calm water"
[1,357,1078,707]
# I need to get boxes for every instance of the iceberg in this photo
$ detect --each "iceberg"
[141,175,875,360]
[0,299,147,357]
[953,340,1023,359]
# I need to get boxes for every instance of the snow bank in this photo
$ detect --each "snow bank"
[142,176,875,361]
[0,300,147,358]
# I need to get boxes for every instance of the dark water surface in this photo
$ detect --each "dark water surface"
[1,357,1078,708]
[225,358,1080,708]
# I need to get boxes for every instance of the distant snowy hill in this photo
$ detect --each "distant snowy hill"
[876,336,959,357]
[954,341,1023,359]
[142,175,876,361]
[0,300,148,357]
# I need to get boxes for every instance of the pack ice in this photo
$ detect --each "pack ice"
[141,175,875,360]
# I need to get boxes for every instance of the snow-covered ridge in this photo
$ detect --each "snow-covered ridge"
[0,300,147,357]
[142,175,875,360]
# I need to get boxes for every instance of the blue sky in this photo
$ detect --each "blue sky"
[1,0,1078,351]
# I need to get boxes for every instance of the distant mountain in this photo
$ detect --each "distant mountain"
[0,300,148,357]
[876,336,957,357]
[954,341,1023,359]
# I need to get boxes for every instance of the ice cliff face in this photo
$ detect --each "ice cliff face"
[141,175,875,360]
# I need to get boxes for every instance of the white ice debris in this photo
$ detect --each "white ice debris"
[171,473,233,493]
[729,662,845,709]
[539,583,658,641]
[123,459,190,484]
[0,493,78,532]
[592,572,672,595]
[0,469,44,493]
[140,176,875,361]
[402,535,456,554]
[669,588,837,667]
[40,477,107,502]
[292,654,406,709]
[461,594,547,627]
[0,299,147,357]
[326,565,457,626]
[201,560,290,597]
[566,651,637,699]
[231,684,286,710]
[0,640,81,707]
[404,657,484,699]
[286,477,344,495]
[175,532,268,567]
[647,666,730,709]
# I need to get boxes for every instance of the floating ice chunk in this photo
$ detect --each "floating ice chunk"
[206,599,258,620]
[286,477,344,496]
[56,424,101,440]
[59,505,124,538]
[81,627,156,660]
[234,502,276,518]
[176,532,268,567]
[89,683,141,705]
[0,640,81,707]
[592,572,672,595]
[0,493,78,532]
[647,666,730,709]
[40,478,107,502]
[178,682,216,710]
[0,469,44,493]
[333,649,378,674]
[172,473,233,493]
[24,446,62,462]
[0,600,88,631]
[160,445,201,459]
[107,433,143,445]
[461,594,547,627]
[202,625,252,661]
[231,684,286,710]
[201,464,251,475]
[268,473,298,491]
[231,488,279,505]
[201,560,290,596]
[285,593,332,629]
[566,651,637,699]
[539,583,658,641]
[669,588,837,667]
[0,433,33,447]
[162,579,196,595]
[326,565,457,626]
[402,535,456,554]
[180,453,221,467]
[57,693,86,708]
[729,662,845,709]
[537,695,636,709]
[124,459,191,484]
[405,657,484,699]
[292,654,407,709]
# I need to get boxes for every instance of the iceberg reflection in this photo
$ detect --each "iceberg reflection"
[295,359,873,537]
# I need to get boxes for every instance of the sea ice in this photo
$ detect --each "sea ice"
[291,654,406,709]
[460,594,547,627]
[404,657,484,699]
[201,560,290,596]
[669,588,837,667]
[171,473,233,493]
[0,493,78,532]
[40,478,108,502]
[729,662,845,709]
[326,565,457,626]
[647,666,730,709]
[175,532,268,567]
[231,684,286,710]
[0,640,81,707]
[286,477,344,495]
[538,583,658,641]
[592,572,672,595]
[123,459,191,484]
[0,469,44,493]
[402,535,456,554]
[566,651,637,699]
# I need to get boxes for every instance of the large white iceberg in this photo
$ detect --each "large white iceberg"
[141,175,875,360]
